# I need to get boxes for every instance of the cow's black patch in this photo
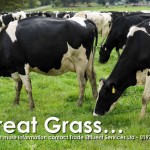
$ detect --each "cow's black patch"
[147,71,150,76]
[2,14,14,26]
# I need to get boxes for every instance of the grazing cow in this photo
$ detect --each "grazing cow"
[93,19,150,117]
[52,11,75,18]
[99,13,150,63]
[26,11,45,17]
[0,17,98,109]
[43,11,55,17]
[0,11,26,31]
[74,11,112,37]
[63,12,76,18]
[26,12,37,17]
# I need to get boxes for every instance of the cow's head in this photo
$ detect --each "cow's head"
[99,44,111,64]
[93,79,118,116]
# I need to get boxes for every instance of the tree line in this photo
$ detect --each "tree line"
[0,0,144,11]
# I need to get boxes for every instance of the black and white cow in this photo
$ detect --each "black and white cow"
[94,19,150,118]
[0,11,26,31]
[74,11,112,37]
[43,11,55,17]
[99,13,150,63]
[52,11,76,18]
[26,11,54,18]
[0,17,98,109]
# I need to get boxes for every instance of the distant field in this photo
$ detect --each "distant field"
[24,4,150,12]
[1,6,150,150]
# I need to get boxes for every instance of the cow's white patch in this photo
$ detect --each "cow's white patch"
[6,20,18,42]
[93,112,99,117]
[97,80,104,94]
[69,17,86,27]
[0,16,5,32]
[141,10,150,13]
[12,11,26,20]
[63,14,70,18]
[122,45,125,50]
[143,69,150,95]
[11,72,20,81]
[17,64,32,92]
[140,69,150,117]
[24,63,30,74]
[127,26,148,37]
[53,11,59,18]
[95,80,104,103]
[136,69,148,85]
[19,74,32,92]
[30,43,87,76]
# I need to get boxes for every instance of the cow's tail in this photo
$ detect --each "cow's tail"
[87,19,98,63]
[86,19,98,82]
[93,22,98,54]
[87,19,98,54]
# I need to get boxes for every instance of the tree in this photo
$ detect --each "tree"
[0,0,28,11]
[39,0,51,6]
[97,0,105,4]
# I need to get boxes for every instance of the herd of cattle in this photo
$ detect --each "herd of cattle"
[0,10,150,118]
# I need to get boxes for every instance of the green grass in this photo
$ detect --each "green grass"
[1,6,150,150]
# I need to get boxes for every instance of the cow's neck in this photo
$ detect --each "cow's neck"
[108,51,137,95]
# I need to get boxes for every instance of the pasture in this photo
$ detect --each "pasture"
[0,5,150,150]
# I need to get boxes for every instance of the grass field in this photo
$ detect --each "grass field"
[1,5,150,150]
[25,4,150,12]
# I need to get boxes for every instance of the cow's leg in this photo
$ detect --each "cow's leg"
[73,51,88,106]
[86,53,97,100]
[11,72,22,105]
[17,64,35,110]
[19,74,35,110]
[140,70,150,118]
[76,69,87,107]
[14,80,22,105]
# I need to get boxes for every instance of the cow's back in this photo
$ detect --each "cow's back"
[3,17,96,75]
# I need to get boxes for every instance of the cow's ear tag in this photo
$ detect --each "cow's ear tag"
[112,86,115,94]
[105,47,107,51]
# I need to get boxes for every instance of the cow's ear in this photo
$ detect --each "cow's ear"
[109,82,116,94]
[112,86,116,94]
